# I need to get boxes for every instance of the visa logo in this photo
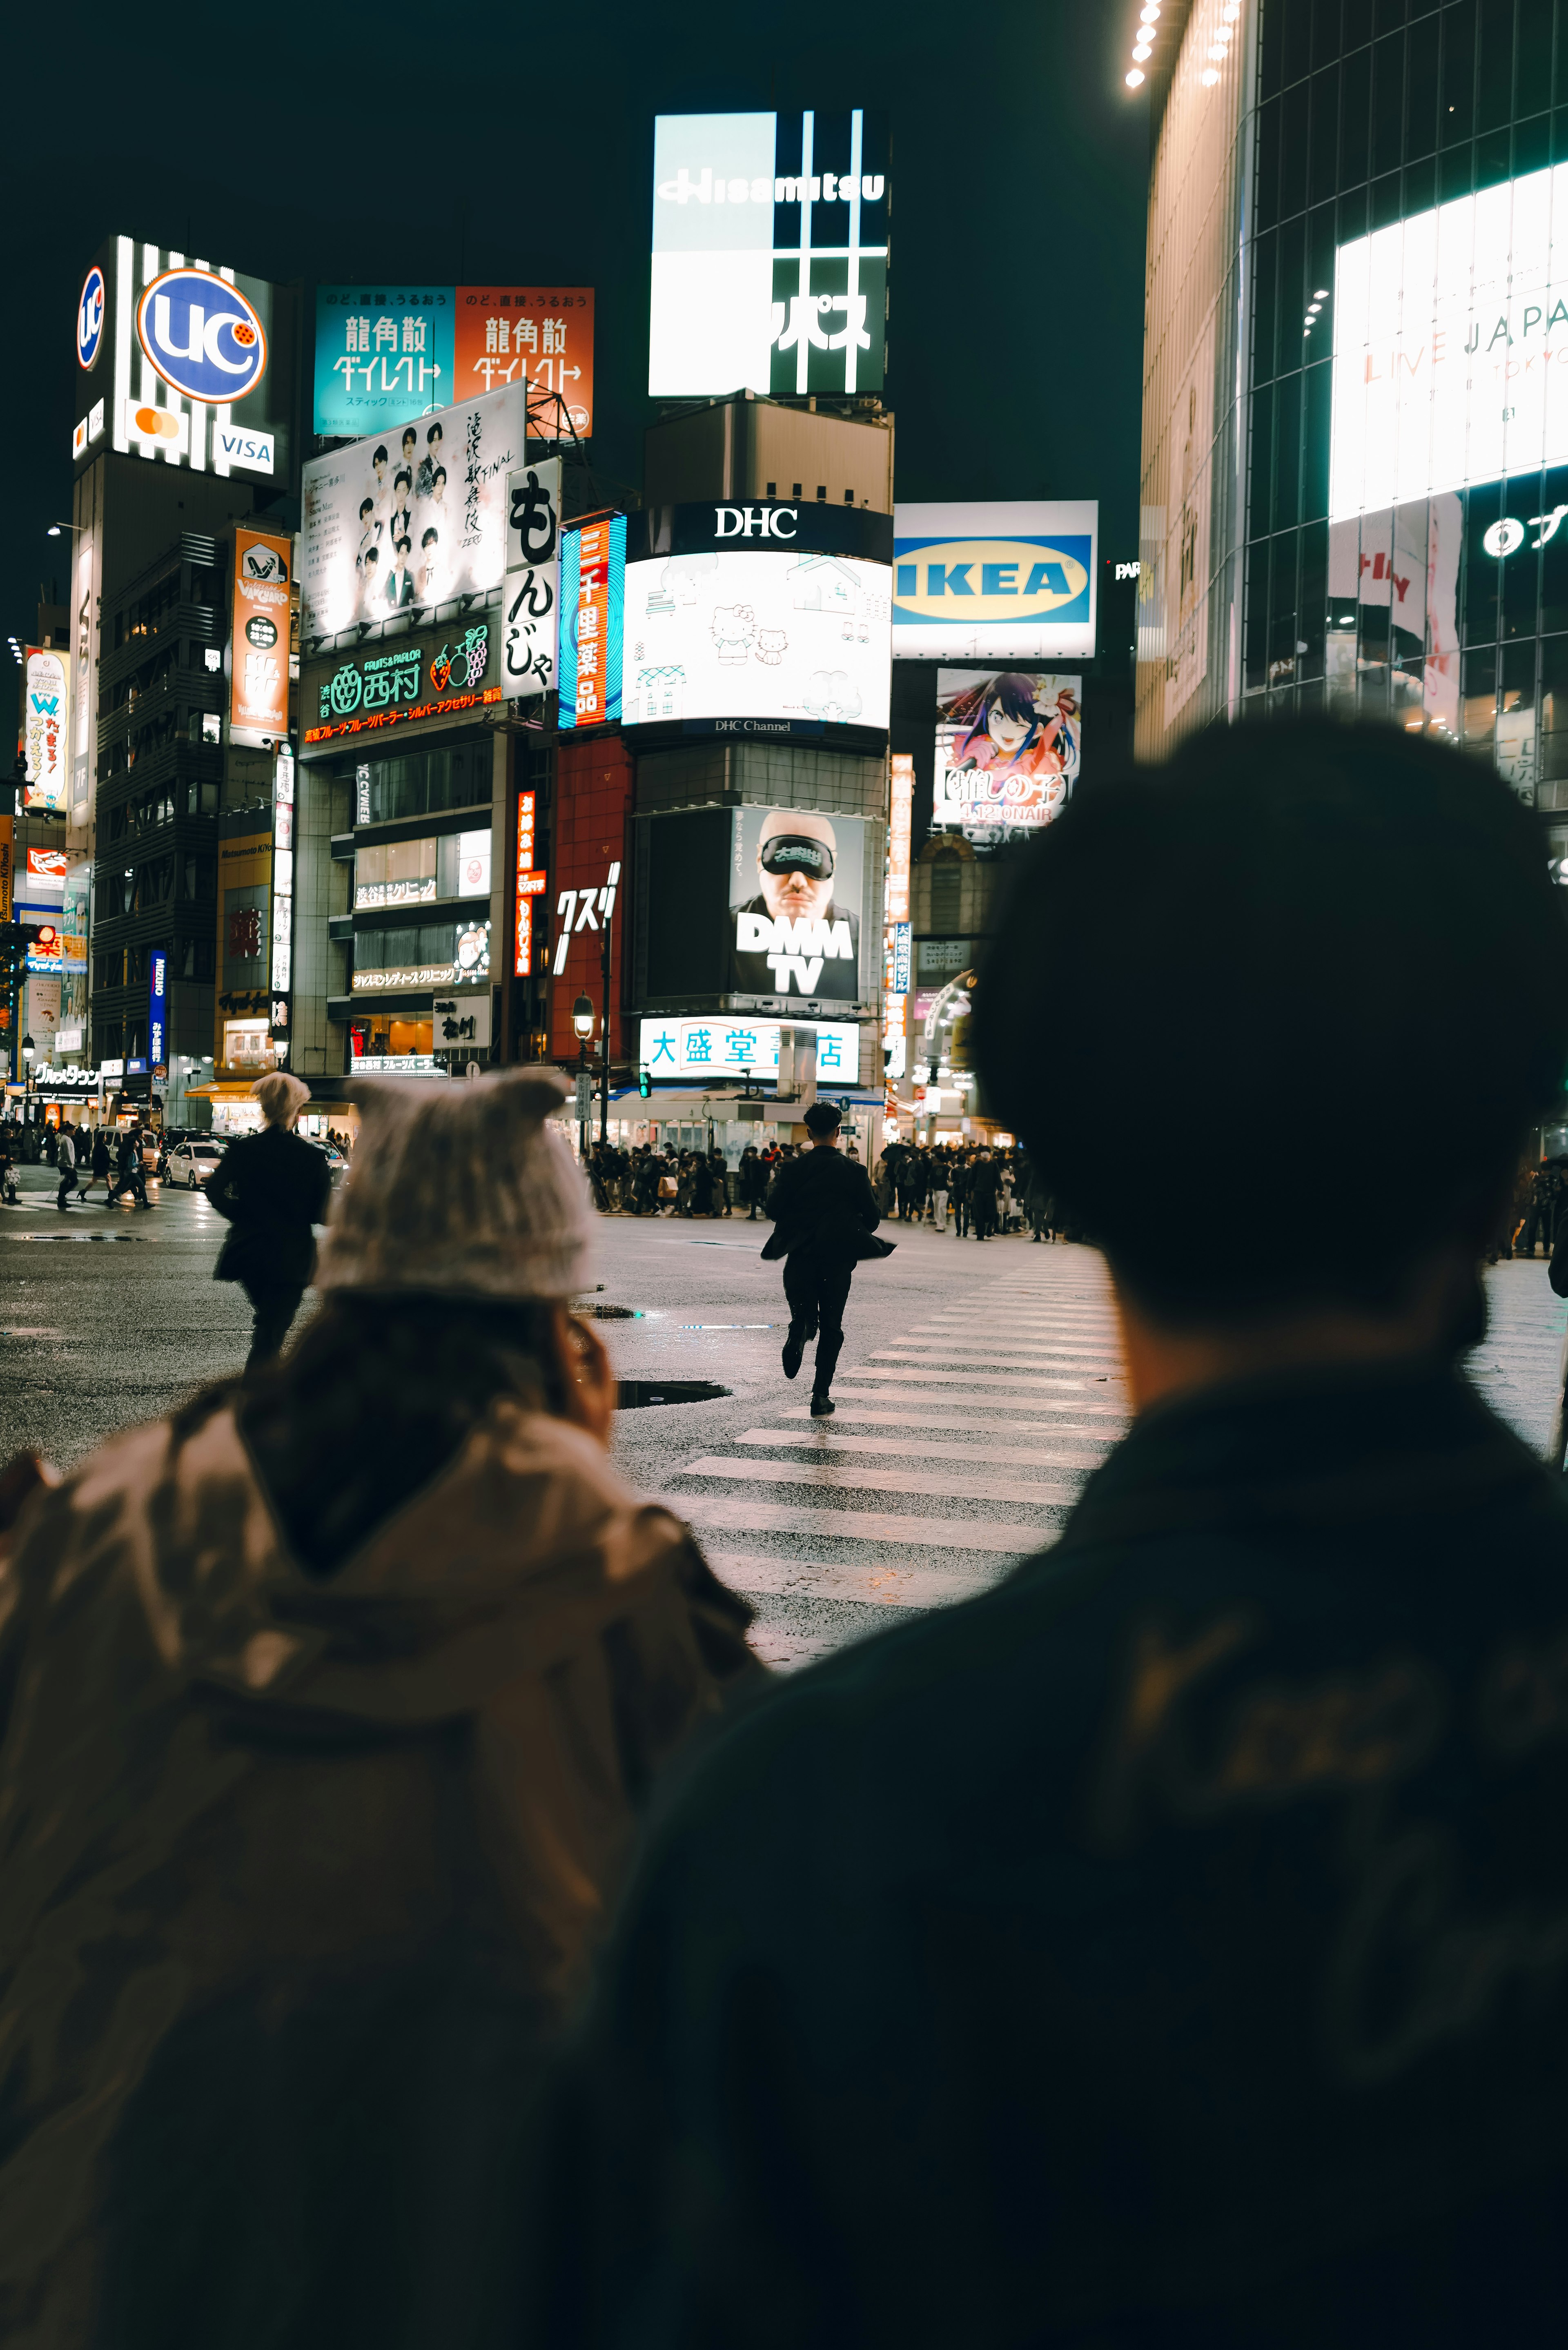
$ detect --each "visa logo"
[892,535,1092,624]
[219,427,275,476]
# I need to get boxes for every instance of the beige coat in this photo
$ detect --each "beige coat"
[0,1398,755,2347]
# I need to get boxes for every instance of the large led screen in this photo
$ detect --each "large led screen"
[299,382,525,647]
[650,109,888,398]
[1330,161,1568,521]
[625,500,892,743]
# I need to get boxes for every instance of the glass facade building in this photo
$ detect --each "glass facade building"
[1138,0,1568,844]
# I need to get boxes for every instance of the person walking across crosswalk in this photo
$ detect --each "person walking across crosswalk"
[762,1100,895,1419]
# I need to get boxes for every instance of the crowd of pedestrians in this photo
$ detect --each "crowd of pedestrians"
[6,723,1568,2342]
[586,1135,867,1221]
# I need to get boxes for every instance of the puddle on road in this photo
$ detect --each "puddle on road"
[617,1379,732,1409]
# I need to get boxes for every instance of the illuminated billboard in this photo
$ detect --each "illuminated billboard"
[559,515,626,728]
[1330,162,1568,521]
[300,610,503,754]
[313,285,452,436]
[71,237,294,480]
[639,1014,859,1085]
[893,503,1097,661]
[650,109,888,398]
[454,288,594,434]
[636,804,877,1013]
[314,285,594,438]
[933,670,1082,844]
[230,529,292,746]
[23,647,70,811]
[299,382,525,646]
[625,501,892,745]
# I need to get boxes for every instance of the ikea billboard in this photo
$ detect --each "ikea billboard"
[892,501,1097,661]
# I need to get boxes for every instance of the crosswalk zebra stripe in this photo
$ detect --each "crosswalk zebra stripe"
[735,1428,1098,1473]
[706,1550,1002,1611]
[674,1456,1077,1509]
[775,1404,1118,1440]
[823,1382,1128,1418]
[855,1361,1116,1392]
[666,1492,1054,1557]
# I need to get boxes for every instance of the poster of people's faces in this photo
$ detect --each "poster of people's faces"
[299,383,526,644]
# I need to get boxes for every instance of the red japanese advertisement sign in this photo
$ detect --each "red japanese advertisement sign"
[514,789,546,978]
[454,288,594,437]
[547,736,631,1063]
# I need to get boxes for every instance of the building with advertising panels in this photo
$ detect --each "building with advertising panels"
[69,235,302,1122]
[295,380,534,1094]
[1135,0,1565,864]
[618,392,895,1162]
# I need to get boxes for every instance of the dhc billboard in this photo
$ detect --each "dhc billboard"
[892,501,1097,661]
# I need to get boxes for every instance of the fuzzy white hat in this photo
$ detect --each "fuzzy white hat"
[316,1069,593,1301]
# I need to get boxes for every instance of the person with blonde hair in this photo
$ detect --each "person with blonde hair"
[0,1068,754,2345]
[207,1070,331,1368]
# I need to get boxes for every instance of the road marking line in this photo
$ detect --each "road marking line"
[675,1456,1078,1508]
[707,1550,1002,1610]
[821,1383,1128,1418]
[736,1428,1097,1472]
[880,1342,1122,1365]
[667,1493,1052,1557]
[852,1362,1113,1391]
[775,1405,1117,1439]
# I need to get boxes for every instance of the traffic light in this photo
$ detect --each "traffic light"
[638,1065,652,1098]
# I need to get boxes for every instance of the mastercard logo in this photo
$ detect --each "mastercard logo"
[132,406,181,441]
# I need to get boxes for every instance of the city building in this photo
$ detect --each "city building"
[1135,0,1561,826]
[66,235,301,1126]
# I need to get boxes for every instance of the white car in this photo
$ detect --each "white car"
[167,1140,225,1191]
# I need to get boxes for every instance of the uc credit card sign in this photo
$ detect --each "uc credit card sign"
[892,501,1097,661]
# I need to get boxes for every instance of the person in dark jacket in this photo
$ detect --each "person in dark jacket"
[762,1100,893,1417]
[208,1074,332,1368]
[77,1125,114,1203]
[536,719,1568,2350]
[108,1123,151,1209]
[738,1146,768,1220]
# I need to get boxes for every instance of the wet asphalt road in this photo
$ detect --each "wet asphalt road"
[0,1164,1561,1669]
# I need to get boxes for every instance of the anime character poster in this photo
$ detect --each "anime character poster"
[728,807,866,1005]
[932,669,1082,845]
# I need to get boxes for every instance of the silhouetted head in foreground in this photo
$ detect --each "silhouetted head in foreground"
[976,720,1568,1354]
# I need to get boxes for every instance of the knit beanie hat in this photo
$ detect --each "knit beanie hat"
[316,1069,593,1301]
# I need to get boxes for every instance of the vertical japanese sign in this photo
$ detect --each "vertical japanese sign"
[313,287,452,435]
[271,746,294,1011]
[883,751,913,1078]
[23,647,70,812]
[514,789,546,977]
[558,516,626,729]
[454,288,594,435]
[503,459,560,695]
[231,528,292,745]
[148,947,168,1078]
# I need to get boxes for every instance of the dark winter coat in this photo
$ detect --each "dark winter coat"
[760,1147,894,1263]
[208,1124,332,1290]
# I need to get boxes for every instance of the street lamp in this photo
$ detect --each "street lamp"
[571,992,595,1045]
[21,1034,35,1122]
[45,522,85,538]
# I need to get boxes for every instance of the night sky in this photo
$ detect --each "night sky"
[2,0,1148,643]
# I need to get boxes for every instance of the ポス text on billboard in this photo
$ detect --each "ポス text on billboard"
[300,382,525,645]
[933,670,1081,844]
[650,109,888,399]
[1330,161,1568,522]
[893,503,1097,662]
[625,501,892,745]
[503,459,560,696]
[454,289,594,435]
[23,648,71,812]
[231,529,292,746]
[730,808,868,1005]
[314,287,453,436]
[559,516,626,728]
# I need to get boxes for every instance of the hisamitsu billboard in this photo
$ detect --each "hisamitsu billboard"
[892,501,1097,661]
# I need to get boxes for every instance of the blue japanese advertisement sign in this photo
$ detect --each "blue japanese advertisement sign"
[558,513,626,728]
[314,285,454,435]
[148,945,168,1076]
